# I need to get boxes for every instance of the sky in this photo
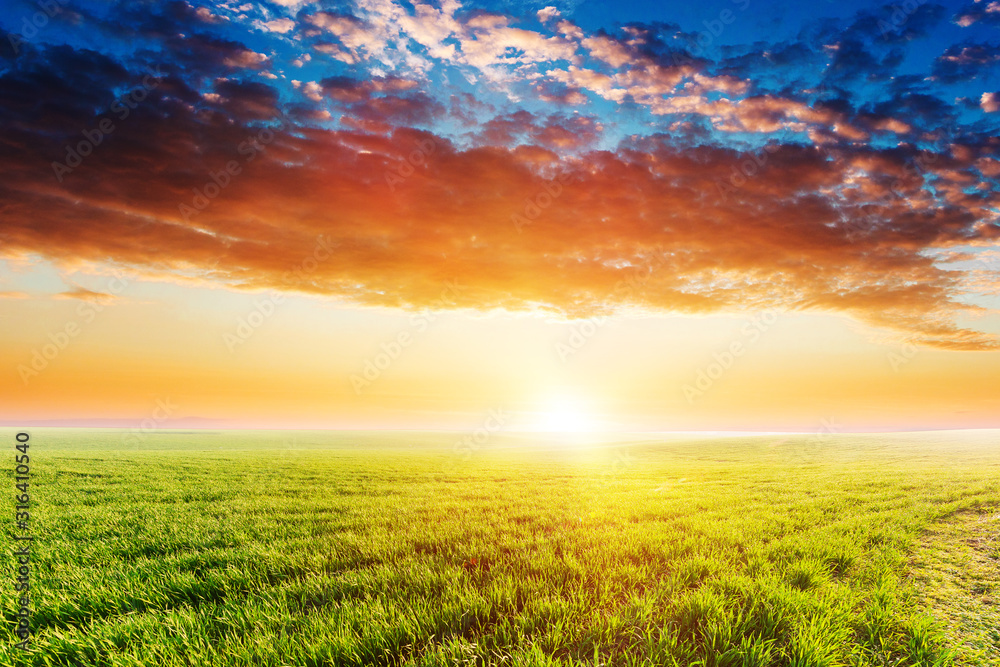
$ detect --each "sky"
[0,0,999,433]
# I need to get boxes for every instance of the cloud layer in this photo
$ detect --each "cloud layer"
[1,0,999,349]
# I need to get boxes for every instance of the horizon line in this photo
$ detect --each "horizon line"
[3,423,1000,436]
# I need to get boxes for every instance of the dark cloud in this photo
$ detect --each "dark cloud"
[933,41,1000,82]
[953,1,1000,27]
[41,0,271,78]
[212,80,281,121]
[615,21,702,67]
[843,3,949,43]
[870,92,957,131]
[470,111,602,150]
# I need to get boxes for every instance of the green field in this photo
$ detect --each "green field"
[2,429,999,666]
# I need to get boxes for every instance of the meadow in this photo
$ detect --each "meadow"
[2,428,998,666]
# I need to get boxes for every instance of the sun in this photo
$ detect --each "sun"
[536,395,600,434]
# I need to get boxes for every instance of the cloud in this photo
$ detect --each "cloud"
[533,80,588,105]
[581,33,635,68]
[317,75,441,129]
[2,2,1000,353]
[953,0,1000,27]
[933,42,1000,82]
[300,1,580,85]
[211,79,281,120]
[537,7,561,23]
[54,287,117,303]
[2,47,998,350]
[459,21,580,72]
[258,17,295,33]
[191,5,226,24]
[470,110,603,150]
[222,49,270,69]
[52,2,277,77]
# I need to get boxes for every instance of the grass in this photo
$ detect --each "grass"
[2,428,999,666]
[910,508,1000,665]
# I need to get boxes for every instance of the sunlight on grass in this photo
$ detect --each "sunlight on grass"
[1,429,997,665]
[911,509,1000,665]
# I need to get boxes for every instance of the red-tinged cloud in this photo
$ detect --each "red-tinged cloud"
[2,2,1000,351]
[983,92,1000,113]
[470,110,602,150]
[1,69,998,350]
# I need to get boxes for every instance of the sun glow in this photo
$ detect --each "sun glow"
[535,395,600,433]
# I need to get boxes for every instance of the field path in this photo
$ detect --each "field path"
[910,509,1000,665]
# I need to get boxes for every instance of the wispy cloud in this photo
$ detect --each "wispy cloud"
[53,287,117,304]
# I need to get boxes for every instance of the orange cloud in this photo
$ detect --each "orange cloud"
[53,287,117,303]
[2,104,998,350]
